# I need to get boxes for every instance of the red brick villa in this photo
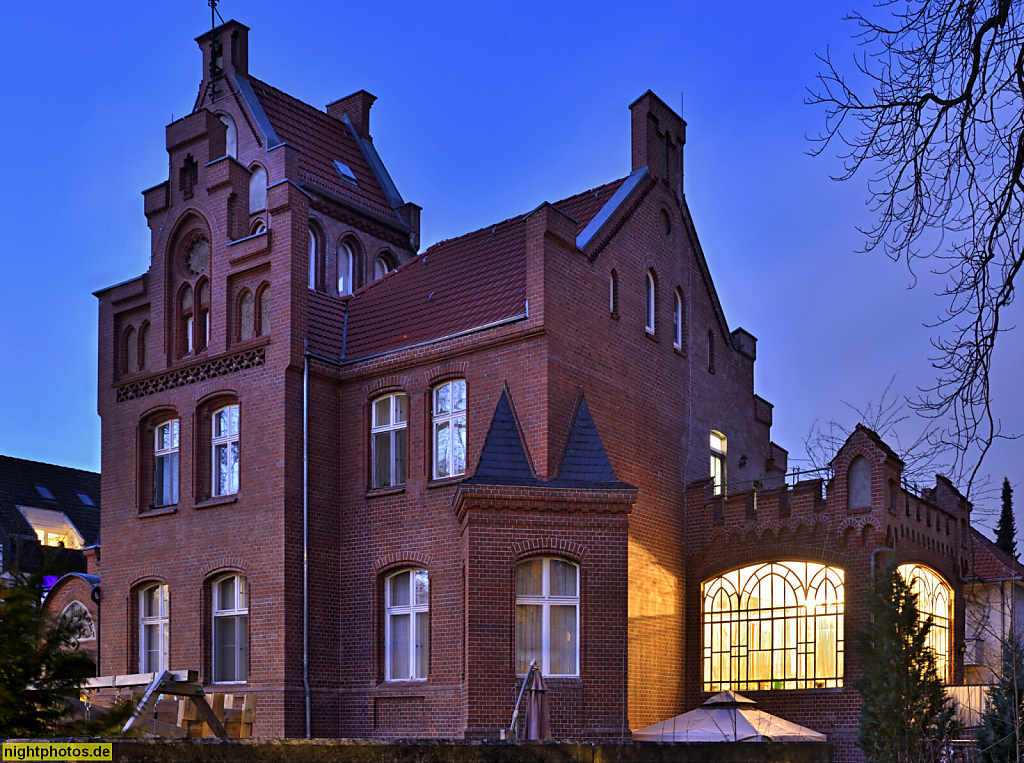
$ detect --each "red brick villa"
[57,19,986,762]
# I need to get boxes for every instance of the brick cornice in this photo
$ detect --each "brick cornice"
[454,483,636,523]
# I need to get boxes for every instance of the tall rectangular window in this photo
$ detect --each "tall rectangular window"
[212,405,240,496]
[385,569,429,681]
[372,393,408,488]
[154,420,179,507]
[432,380,467,479]
[710,431,726,496]
[515,558,579,676]
[213,575,248,683]
[139,584,169,673]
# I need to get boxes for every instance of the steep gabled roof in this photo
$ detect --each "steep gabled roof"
[462,390,540,487]
[970,527,1024,581]
[317,177,627,361]
[240,75,404,226]
[550,397,634,489]
[0,456,100,546]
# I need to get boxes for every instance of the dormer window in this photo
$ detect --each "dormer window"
[19,507,84,549]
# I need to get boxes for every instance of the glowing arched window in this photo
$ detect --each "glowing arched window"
[703,562,844,691]
[897,564,952,682]
[218,113,237,159]
[249,166,267,213]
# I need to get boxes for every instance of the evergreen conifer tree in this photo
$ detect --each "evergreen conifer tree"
[857,561,961,763]
[978,630,1024,763]
[996,478,1017,558]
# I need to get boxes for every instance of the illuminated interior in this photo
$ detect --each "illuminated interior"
[703,562,844,691]
[897,563,952,682]
[18,507,84,549]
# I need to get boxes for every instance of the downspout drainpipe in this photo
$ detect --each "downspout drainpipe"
[303,342,311,738]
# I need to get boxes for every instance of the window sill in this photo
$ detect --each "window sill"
[645,330,658,342]
[366,485,406,499]
[673,345,686,357]
[195,494,239,510]
[139,505,178,518]
[610,312,620,321]
[427,475,465,490]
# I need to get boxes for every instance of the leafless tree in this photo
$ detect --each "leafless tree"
[808,0,1023,496]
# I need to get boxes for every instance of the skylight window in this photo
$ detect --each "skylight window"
[35,485,54,501]
[76,492,95,507]
[333,160,358,186]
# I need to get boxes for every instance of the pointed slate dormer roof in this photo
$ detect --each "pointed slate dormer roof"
[462,390,541,487]
[551,397,634,489]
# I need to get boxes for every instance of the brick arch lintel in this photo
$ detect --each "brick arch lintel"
[125,569,170,590]
[426,361,469,386]
[200,558,248,580]
[365,376,410,398]
[372,552,433,574]
[511,539,588,564]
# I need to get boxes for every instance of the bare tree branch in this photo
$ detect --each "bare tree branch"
[808,0,1024,496]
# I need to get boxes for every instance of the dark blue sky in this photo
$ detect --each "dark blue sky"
[1,1,1020,533]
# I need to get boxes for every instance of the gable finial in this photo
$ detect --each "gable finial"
[207,0,226,100]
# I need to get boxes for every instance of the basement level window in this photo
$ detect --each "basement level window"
[35,485,54,501]
[76,492,95,507]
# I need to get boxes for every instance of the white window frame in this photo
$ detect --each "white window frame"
[673,290,683,350]
[384,569,429,681]
[308,228,318,291]
[432,379,467,480]
[515,557,580,677]
[212,404,240,497]
[711,431,726,496]
[645,270,656,334]
[212,574,248,683]
[139,583,169,673]
[154,419,179,507]
[338,242,354,296]
[371,393,408,489]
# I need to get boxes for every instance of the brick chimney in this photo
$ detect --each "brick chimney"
[629,90,686,192]
[327,91,377,140]
[196,20,250,82]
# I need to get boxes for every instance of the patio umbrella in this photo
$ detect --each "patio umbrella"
[522,669,551,740]
[632,690,827,743]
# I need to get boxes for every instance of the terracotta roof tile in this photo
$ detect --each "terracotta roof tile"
[970,527,1024,580]
[245,77,402,224]
[313,177,629,362]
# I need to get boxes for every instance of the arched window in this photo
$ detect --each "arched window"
[385,569,429,681]
[248,166,267,213]
[609,270,619,316]
[218,113,237,159]
[848,456,871,510]
[154,419,179,507]
[124,326,137,375]
[139,583,169,673]
[212,404,240,497]
[257,285,271,336]
[703,562,844,691]
[196,279,210,352]
[212,574,248,683]
[250,219,267,235]
[708,330,715,373]
[180,285,194,355]
[432,379,467,480]
[374,251,396,281]
[238,290,254,342]
[372,393,408,488]
[308,227,319,291]
[516,557,579,676]
[673,289,685,351]
[60,601,95,642]
[897,564,952,682]
[645,270,656,333]
[338,242,354,296]
[139,322,150,371]
[710,431,726,496]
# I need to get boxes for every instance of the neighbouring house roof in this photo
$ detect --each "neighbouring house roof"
[308,176,628,361]
[969,527,1024,582]
[240,75,404,226]
[0,455,100,547]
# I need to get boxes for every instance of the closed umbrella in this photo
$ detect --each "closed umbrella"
[522,669,551,740]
